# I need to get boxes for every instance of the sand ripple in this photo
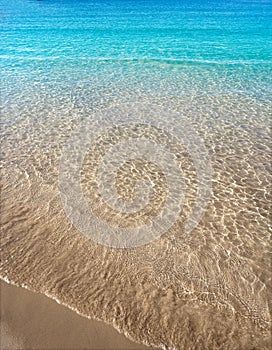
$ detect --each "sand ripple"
[1,95,271,350]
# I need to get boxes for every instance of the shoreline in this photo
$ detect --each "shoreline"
[0,280,155,350]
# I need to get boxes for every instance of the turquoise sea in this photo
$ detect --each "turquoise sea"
[1,0,272,107]
[1,1,272,349]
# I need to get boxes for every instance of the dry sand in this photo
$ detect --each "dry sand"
[0,280,154,350]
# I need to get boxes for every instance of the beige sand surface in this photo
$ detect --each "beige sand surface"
[0,281,154,350]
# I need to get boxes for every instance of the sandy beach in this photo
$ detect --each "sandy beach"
[0,281,153,350]
[1,0,271,349]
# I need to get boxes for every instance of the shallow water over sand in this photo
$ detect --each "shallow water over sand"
[1,0,272,349]
[1,93,271,349]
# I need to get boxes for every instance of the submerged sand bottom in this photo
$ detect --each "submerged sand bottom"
[1,97,271,349]
[0,281,153,350]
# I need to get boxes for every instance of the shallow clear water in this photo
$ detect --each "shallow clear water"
[1,0,271,349]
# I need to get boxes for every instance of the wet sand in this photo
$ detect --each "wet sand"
[0,280,154,350]
[1,98,271,350]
